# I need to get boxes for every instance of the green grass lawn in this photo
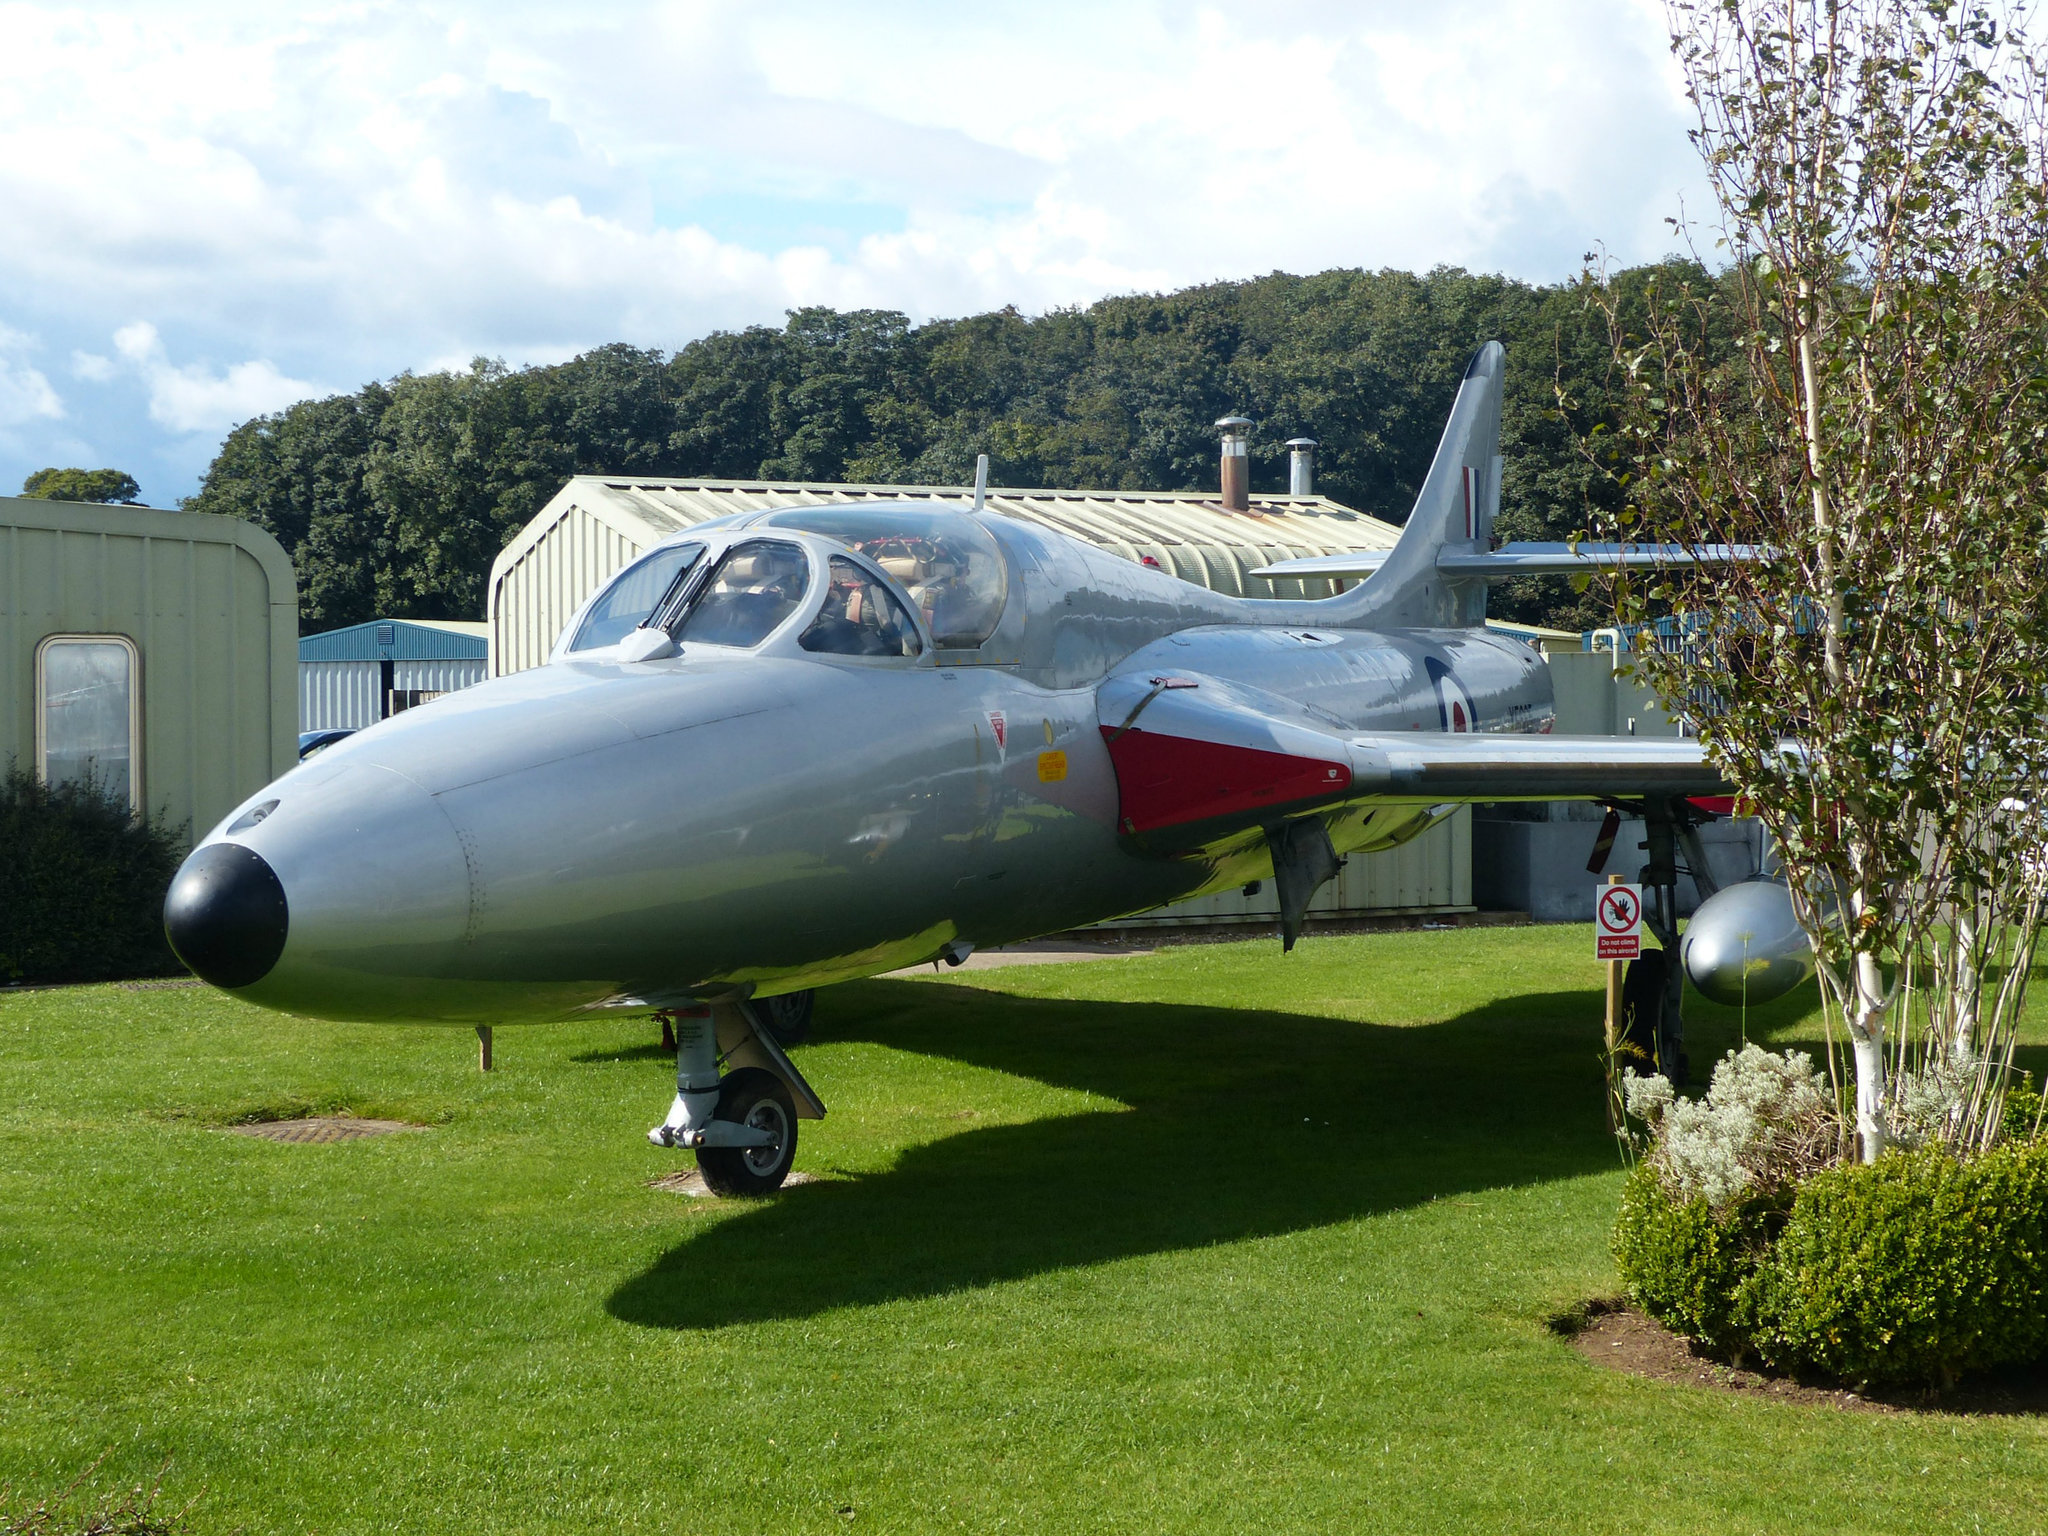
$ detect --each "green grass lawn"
[4,926,2047,1534]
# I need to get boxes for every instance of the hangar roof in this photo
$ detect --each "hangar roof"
[498,477,1403,600]
[299,617,489,663]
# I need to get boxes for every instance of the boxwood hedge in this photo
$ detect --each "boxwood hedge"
[0,764,183,985]
[1616,1136,2048,1389]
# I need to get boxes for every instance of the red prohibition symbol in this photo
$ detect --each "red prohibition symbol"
[1599,887,1640,932]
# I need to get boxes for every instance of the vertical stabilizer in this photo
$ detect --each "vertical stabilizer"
[1340,341,1504,629]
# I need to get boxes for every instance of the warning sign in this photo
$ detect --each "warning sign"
[1596,883,1643,961]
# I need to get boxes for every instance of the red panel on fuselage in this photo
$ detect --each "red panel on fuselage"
[1101,726,1351,834]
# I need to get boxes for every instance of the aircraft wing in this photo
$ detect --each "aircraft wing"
[1097,669,1728,847]
[1342,730,1727,802]
[1251,542,1770,582]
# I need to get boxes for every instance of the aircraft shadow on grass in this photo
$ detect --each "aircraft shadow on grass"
[607,977,1645,1332]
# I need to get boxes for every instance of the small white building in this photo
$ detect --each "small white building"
[1,494,297,844]
[298,618,489,732]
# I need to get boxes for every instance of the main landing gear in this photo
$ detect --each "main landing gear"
[1608,797,1723,1088]
[649,998,827,1196]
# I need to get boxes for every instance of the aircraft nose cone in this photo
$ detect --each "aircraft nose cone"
[164,842,290,989]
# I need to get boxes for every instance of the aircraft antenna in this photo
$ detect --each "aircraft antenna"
[972,453,989,513]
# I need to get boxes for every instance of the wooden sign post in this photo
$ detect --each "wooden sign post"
[1602,873,1629,1059]
[477,1024,493,1072]
[1601,873,1630,1132]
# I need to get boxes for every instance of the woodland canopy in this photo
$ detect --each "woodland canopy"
[185,262,1718,634]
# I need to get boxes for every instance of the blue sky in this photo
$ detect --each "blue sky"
[0,0,1707,506]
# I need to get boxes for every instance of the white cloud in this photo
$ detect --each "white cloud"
[109,321,328,434]
[0,324,62,427]
[0,0,1711,496]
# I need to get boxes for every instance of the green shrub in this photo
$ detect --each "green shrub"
[0,764,184,984]
[1741,1142,2048,1388]
[1612,1163,1781,1360]
[2001,1084,2044,1144]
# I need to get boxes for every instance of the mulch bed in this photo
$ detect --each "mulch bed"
[1560,1299,2048,1415]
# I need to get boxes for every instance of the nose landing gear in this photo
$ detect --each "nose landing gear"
[698,1068,799,1196]
[648,999,826,1196]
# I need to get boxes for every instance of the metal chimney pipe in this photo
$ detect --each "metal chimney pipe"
[1286,437,1317,496]
[1215,415,1252,511]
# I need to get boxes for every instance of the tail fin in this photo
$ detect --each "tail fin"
[1376,342,1507,626]
[1336,341,1504,629]
[1246,343,1771,616]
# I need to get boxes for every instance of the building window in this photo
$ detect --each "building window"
[36,634,140,812]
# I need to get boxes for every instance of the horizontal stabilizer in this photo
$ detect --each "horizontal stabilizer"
[1252,542,1771,583]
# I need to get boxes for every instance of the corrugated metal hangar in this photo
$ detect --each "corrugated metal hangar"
[0,494,298,844]
[486,468,1476,920]
[299,618,489,731]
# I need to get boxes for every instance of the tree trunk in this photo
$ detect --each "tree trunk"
[1951,908,1980,1062]
[1850,949,1890,1162]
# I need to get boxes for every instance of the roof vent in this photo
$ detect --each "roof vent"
[1215,415,1252,512]
[1286,437,1317,497]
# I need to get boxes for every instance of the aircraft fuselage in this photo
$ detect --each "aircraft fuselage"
[176,514,1550,1025]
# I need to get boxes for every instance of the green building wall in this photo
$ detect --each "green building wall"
[0,496,299,847]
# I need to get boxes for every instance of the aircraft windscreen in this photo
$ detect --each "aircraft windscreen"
[569,542,704,651]
[760,507,1007,647]
[676,540,812,649]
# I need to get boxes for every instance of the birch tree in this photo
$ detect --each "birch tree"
[1580,0,2048,1158]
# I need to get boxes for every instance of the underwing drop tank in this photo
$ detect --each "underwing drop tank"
[1681,878,1815,1007]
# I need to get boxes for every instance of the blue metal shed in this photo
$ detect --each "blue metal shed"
[299,618,490,662]
[299,618,488,731]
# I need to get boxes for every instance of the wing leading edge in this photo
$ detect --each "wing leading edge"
[1344,731,1726,802]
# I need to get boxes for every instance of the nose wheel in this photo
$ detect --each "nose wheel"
[697,1068,799,1196]
[649,1001,826,1196]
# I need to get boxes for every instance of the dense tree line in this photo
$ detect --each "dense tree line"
[186,263,1712,633]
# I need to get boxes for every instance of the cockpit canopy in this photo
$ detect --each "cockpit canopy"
[754,507,1007,647]
[567,541,706,652]
[560,504,1011,660]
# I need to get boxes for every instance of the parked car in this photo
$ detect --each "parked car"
[297,729,355,760]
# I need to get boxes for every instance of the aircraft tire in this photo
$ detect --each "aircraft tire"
[698,1067,799,1197]
[762,989,815,1045]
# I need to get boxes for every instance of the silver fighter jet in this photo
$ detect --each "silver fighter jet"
[164,342,1744,1194]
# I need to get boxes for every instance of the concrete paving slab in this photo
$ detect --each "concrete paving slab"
[885,940,1152,977]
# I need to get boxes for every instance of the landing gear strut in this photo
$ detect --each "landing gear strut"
[1611,797,1723,1088]
[648,999,827,1195]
